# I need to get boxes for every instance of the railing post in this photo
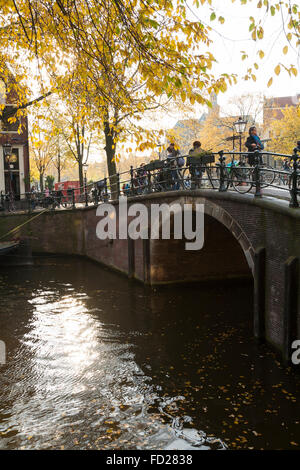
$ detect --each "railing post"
[289,147,299,208]
[94,186,99,206]
[218,150,226,192]
[147,170,151,193]
[117,173,120,198]
[85,183,89,207]
[27,192,32,214]
[72,188,76,209]
[130,166,134,195]
[51,195,55,211]
[253,151,262,198]
[104,177,108,201]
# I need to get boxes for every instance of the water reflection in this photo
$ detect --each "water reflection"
[0,257,299,450]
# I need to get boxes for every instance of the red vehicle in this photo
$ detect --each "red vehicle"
[54,181,81,203]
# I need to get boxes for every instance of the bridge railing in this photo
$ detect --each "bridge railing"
[0,148,299,214]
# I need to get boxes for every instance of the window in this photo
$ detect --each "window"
[1,105,19,132]
[3,148,19,171]
[0,79,19,132]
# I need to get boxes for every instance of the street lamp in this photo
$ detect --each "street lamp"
[156,143,164,161]
[82,163,89,207]
[156,131,166,161]
[3,142,12,159]
[2,142,15,210]
[233,117,247,152]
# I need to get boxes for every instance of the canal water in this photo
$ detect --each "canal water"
[0,257,299,450]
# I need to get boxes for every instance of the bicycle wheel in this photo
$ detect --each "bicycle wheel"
[231,167,253,194]
[260,166,275,188]
[180,168,192,190]
[183,167,203,189]
[151,174,164,192]
[221,169,231,191]
[206,166,219,189]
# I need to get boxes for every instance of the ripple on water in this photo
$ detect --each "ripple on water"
[1,258,298,450]
[0,281,225,450]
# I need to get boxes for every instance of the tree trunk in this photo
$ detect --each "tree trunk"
[57,152,61,182]
[78,159,84,194]
[39,172,44,192]
[104,121,118,199]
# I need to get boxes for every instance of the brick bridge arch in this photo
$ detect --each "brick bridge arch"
[199,198,254,271]
[139,196,254,270]
[139,196,254,285]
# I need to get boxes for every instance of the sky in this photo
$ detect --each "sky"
[162,0,300,127]
[194,1,299,97]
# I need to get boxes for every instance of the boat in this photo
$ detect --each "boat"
[0,240,20,255]
[0,239,33,266]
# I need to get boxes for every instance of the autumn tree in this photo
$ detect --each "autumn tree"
[47,131,77,183]
[30,127,57,191]
[0,0,233,187]
[0,0,299,188]
[49,101,96,191]
[267,105,300,155]
[197,108,229,151]
[51,135,73,183]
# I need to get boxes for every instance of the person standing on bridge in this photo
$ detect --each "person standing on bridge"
[245,126,264,165]
[188,140,204,188]
[166,143,183,190]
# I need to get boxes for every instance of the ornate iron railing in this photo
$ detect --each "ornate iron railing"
[0,148,299,215]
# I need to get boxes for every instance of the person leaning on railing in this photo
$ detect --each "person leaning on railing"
[166,143,183,190]
[245,126,264,165]
[135,163,147,193]
[187,141,204,187]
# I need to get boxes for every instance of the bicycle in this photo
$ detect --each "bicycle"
[182,153,218,190]
[222,153,276,194]
[149,158,187,192]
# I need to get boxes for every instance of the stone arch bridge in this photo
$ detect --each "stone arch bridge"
[1,189,299,363]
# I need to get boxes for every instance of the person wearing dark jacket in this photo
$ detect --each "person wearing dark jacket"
[245,126,264,151]
[188,141,204,188]
[245,126,264,165]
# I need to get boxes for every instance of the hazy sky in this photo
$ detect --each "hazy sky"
[157,0,299,131]
[190,0,299,104]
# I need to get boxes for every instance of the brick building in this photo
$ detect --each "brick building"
[0,76,30,199]
[263,94,300,124]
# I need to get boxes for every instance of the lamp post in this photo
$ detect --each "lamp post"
[82,163,89,207]
[156,143,163,161]
[233,117,247,152]
[3,142,15,211]
[3,142,13,190]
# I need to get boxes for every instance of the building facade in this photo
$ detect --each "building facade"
[263,94,300,124]
[0,77,30,199]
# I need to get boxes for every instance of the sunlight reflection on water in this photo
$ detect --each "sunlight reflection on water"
[0,277,225,450]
